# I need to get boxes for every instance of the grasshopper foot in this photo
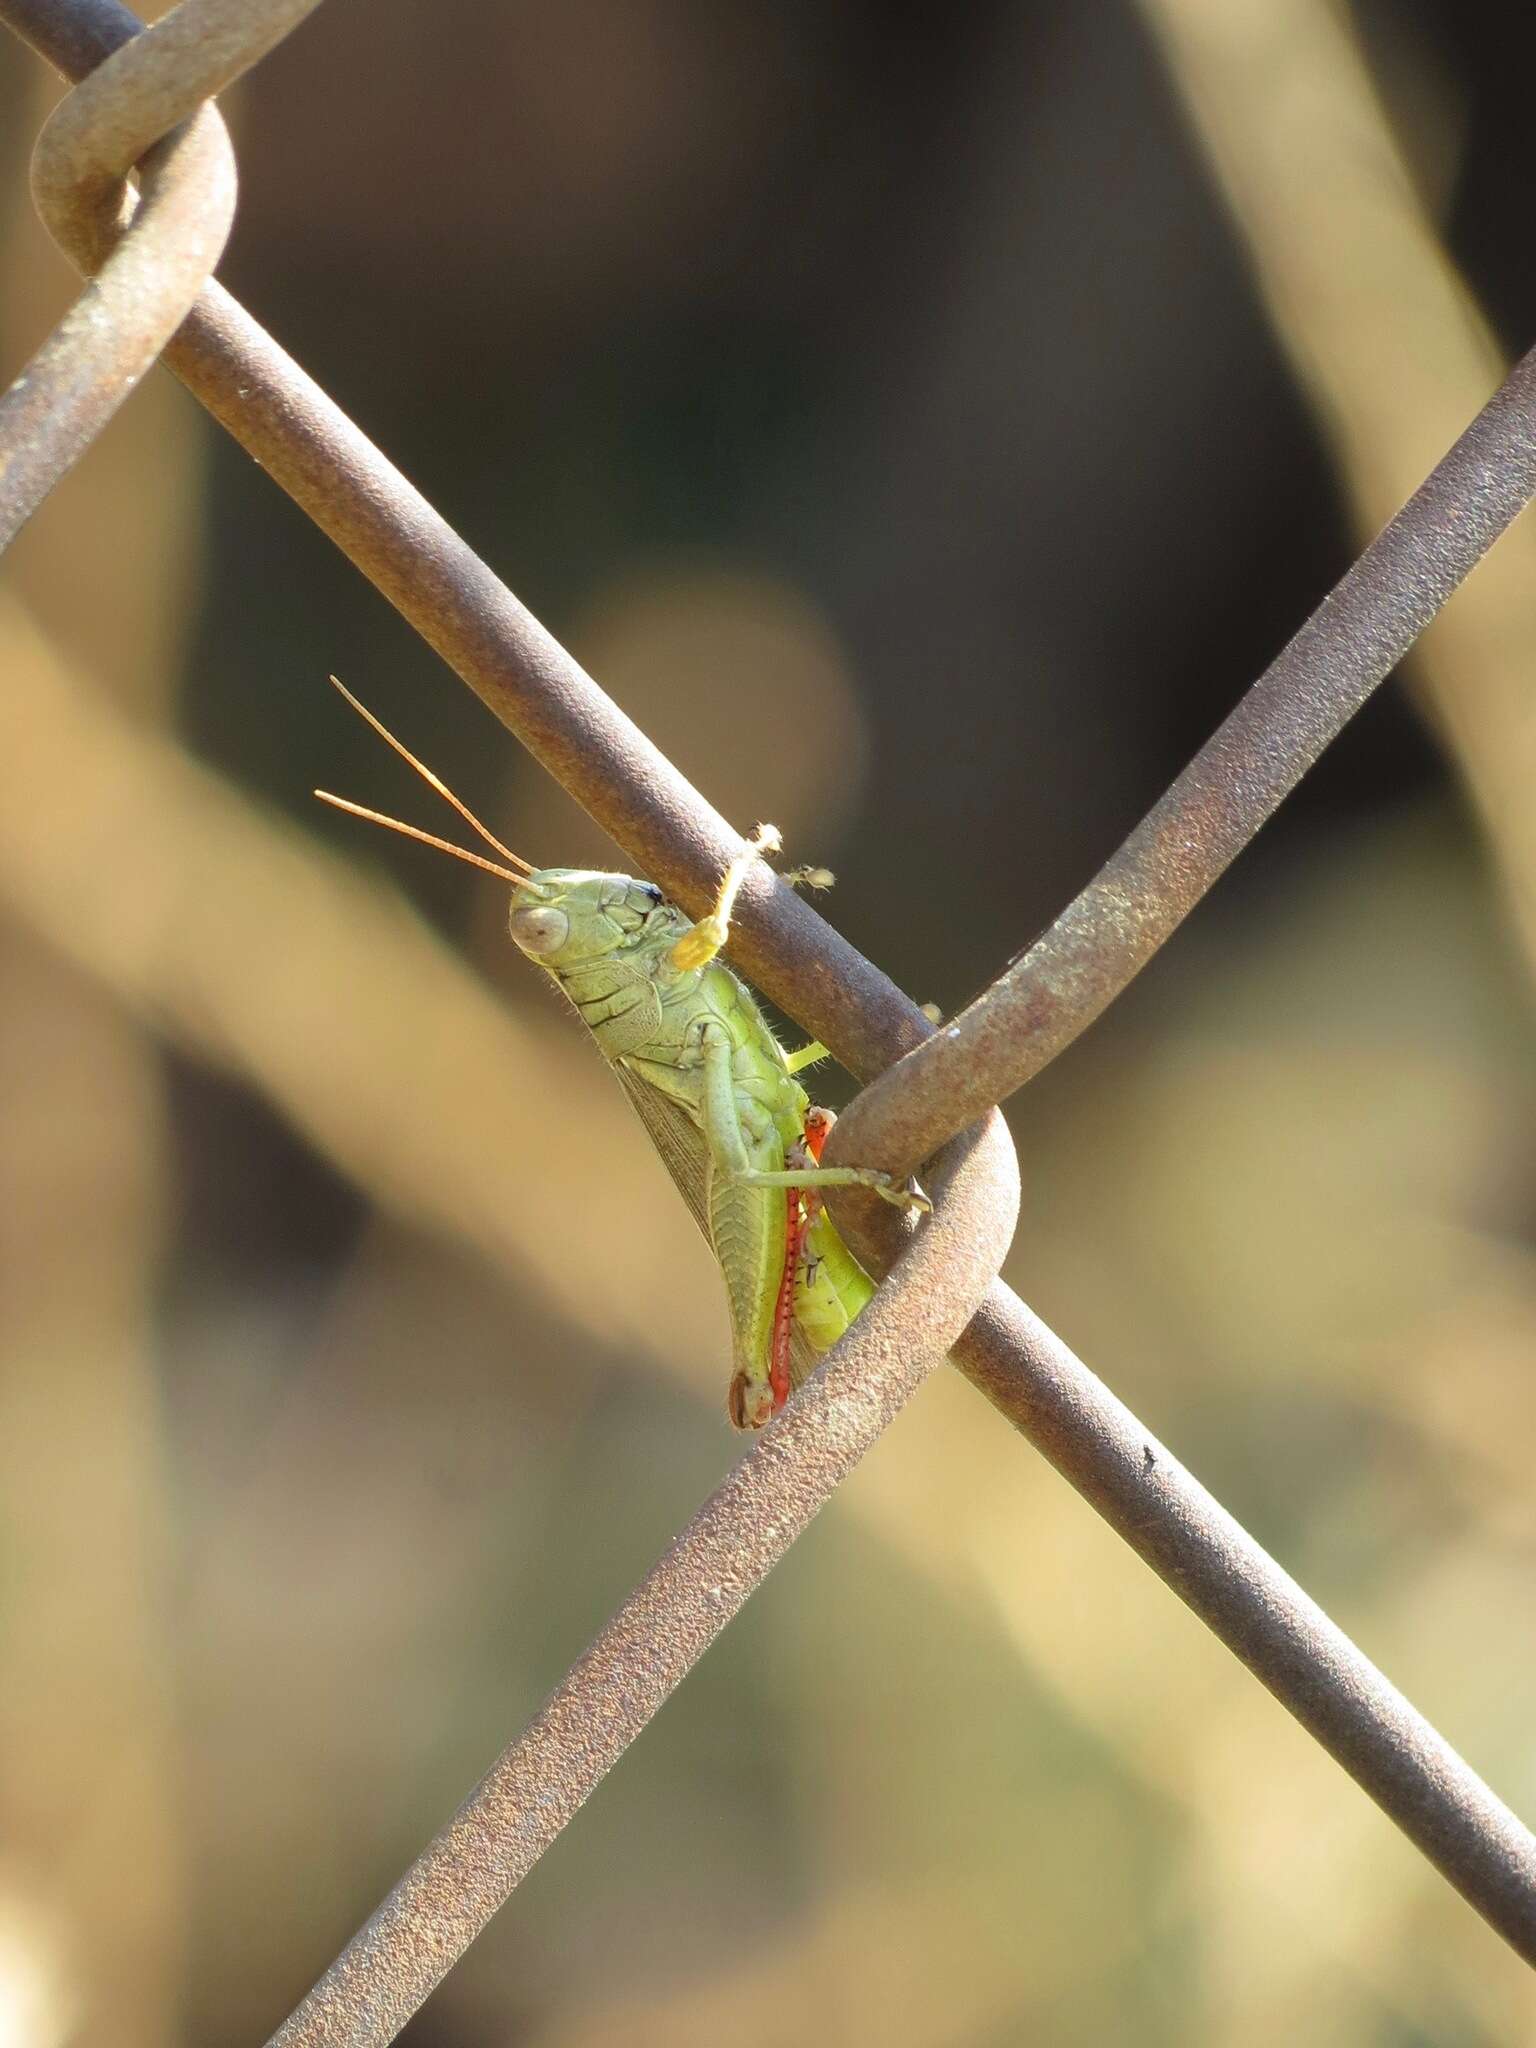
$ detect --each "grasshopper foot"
[873,1175,933,1215]
[728,1371,775,1431]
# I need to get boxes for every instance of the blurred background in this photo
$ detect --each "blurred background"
[3,1,1536,2041]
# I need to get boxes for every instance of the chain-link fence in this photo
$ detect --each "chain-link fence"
[3,3,1535,2042]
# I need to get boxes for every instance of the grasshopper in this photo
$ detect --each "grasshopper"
[317,680,926,1429]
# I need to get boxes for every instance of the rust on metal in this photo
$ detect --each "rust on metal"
[3,0,1536,2018]
[844,343,1536,1174]
[823,1158,1536,1964]
[266,1116,1019,2048]
[0,0,325,550]
[948,1290,1536,1960]
[2,0,935,1089]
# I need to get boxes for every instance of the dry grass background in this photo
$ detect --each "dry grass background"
[2,4,1535,2043]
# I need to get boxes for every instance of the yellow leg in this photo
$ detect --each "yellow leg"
[783,1039,830,1074]
[670,823,781,971]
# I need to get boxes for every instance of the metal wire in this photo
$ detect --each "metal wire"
[0,0,324,548]
[842,345,1536,1172]
[267,1115,1018,2048]
[2,0,935,1089]
[3,0,1535,2032]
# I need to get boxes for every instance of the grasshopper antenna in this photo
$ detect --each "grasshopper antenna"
[314,791,529,884]
[325,674,535,876]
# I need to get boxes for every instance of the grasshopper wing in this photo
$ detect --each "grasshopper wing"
[613,1063,712,1243]
[614,1061,786,1415]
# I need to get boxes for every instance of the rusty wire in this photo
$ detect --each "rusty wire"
[0,0,323,548]
[1,0,934,1088]
[843,345,1536,1171]
[267,1115,1017,2047]
[3,0,1536,2032]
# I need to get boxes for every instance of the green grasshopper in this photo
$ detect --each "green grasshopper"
[317,680,926,1429]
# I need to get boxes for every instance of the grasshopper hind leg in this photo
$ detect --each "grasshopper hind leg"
[727,1374,770,1431]
[726,1109,844,1432]
[725,1187,802,1432]
[727,1197,815,1432]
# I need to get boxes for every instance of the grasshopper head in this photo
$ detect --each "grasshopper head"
[509,871,674,970]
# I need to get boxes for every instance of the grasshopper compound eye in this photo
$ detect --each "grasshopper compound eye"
[510,904,570,957]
